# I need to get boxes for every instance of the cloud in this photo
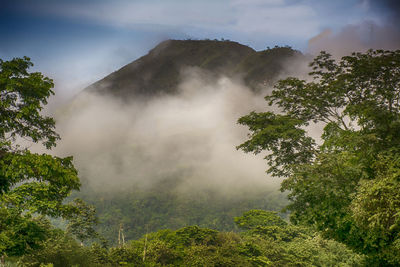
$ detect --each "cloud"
[308,21,400,57]
[5,0,389,102]
[366,0,400,23]
[50,69,283,196]
[307,0,400,57]
[25,0,322,47]
[229,1,318,38]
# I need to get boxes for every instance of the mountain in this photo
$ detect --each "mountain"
[72,39,306,243]
[85,39,304,98]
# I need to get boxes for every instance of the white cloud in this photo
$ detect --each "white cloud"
[229,3,318,37]
[30,0,321,43]
[307,20,400,57]
[50,70,283,195]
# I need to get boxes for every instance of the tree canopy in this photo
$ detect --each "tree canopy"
[238,49,400,265]
[18,210,362,266]
[0,57,95,257]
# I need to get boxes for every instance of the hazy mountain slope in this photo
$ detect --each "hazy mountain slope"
[85,39,303,98]
[66,39,306,244]
[79,178,287,242]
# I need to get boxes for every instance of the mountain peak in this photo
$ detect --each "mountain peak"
[85,39,303,99]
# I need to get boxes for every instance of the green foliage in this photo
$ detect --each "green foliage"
[0,57,58,152]
[80,179,287,243]
[0,57,96,257]
[350,151,400,265]
[0,210,50,257]
[83,210,364,266]
[234,211,364,266]
[237,112,315,177]
[238,49,400,264]
[8,210,364,266]
[66,198,98,241]
[234,210,287,230]
[0,151,80,217]
[18,228,95,267]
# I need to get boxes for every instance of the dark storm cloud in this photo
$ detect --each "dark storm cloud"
[368,0,400,21]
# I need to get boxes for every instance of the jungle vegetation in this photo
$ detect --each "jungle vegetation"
[1,46,400,266]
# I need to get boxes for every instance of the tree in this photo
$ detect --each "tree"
[238,49,400,264]
[234,210,287,230]
[0,57,95,257]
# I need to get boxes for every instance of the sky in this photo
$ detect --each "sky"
[2,0,399,196]
[0,0,399,100]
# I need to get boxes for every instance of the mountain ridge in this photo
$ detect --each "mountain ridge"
[84,39,304,99]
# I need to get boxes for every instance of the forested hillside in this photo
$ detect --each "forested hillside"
[1,41,400,266]
[18,211,365,266]
[79,178,287,242]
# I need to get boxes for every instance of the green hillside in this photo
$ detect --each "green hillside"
[3,43,400,266]
[79,178,287,244]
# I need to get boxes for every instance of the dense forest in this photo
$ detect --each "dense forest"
[78,179,287,242]
[1,45,400,266]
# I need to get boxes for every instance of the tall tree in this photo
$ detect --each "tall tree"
[0,57,95,257]
[238,49,400,265]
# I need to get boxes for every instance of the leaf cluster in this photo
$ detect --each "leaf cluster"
[237,49,400,264]
[0,57,59,151]
[0,57,97,257]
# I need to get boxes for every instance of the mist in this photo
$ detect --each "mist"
[307,0,400,57]
[307,21,400,57]
[51,68,285,197]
